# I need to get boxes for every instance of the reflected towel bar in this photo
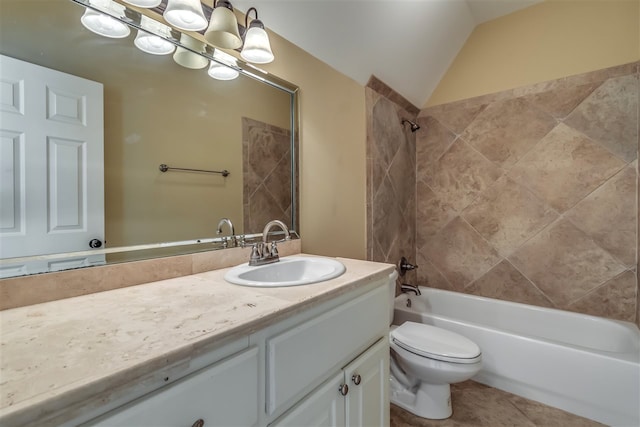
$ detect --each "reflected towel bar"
[159,164,230,177]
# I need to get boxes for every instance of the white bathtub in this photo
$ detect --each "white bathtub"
[393,287,640,427]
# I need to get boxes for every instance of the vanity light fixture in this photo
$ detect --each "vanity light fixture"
[121,0,161,7]
[208,49,240,80]
[204,0,243,49]
[134,15,176,55]
[163,0,207,31]
[240,7,273,64]
[173,33,209,69]
[80,0,130,39]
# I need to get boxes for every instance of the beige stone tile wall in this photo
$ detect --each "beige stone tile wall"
[242,117,295,233]
[416,62,639,324]
[365,79,418,284]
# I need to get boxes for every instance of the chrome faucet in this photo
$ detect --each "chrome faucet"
[249,220,291,266]
[216,218,236,248]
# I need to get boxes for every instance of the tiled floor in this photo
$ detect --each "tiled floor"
[390,381,605,427]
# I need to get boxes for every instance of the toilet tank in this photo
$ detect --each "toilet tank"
[388,270,398,325]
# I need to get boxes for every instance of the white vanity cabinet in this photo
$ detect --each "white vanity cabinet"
[85,346,260,427]
[79,274,391,427]
[271,338,389,427]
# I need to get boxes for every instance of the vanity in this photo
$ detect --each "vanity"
[0,255,394,427]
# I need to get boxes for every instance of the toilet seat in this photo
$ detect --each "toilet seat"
[391,321,481,364]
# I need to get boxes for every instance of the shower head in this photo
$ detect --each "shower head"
[401,118,420,132]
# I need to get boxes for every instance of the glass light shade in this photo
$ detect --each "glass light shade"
[81,7,130,39]
[134,16,175,55]
[240,26,274,64]
[135,30,175,55]
[173,34,208,69]
[122,0,161,7]
[164,0,207,31]
[204,6,242,49]
[208,50,239,80]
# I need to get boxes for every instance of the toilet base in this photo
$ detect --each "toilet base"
[390,376,452,419]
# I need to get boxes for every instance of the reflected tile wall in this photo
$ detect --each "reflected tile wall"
[241,117,295,233]
[366,78,418,285]
[417,62,639,324]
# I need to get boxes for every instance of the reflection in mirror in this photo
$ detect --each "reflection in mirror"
[0,0,299,278]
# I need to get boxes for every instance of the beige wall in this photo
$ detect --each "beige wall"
[426,0,640,107]
[259,33,368,259]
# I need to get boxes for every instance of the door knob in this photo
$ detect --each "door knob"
[191,420,204,427]
[351,374,361,385]
[89,239,102,248]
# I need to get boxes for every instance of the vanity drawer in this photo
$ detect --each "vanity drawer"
[86,347,259,427]
[266,285,388,415]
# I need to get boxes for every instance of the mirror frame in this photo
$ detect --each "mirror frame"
[0,0,300,272]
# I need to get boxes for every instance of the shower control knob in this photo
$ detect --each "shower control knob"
[89,239,102,249]
[338,384,349,396]
[351,374,361,385]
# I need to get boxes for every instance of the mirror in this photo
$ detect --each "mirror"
[0,0,299,277]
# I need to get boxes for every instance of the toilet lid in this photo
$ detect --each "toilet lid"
[391,321,481,364]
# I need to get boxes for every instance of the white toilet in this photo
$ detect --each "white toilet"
[387,272,482,419]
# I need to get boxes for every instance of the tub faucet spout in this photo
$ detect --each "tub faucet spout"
[400,283,421,296]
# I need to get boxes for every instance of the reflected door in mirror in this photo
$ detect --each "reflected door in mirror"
[0,55,106,277]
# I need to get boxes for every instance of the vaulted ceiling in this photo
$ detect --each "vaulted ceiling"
[234,0,541,107]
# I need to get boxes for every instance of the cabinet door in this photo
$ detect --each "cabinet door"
[86,347,259,427]
[270,372,346,427]
[344,338,389,427]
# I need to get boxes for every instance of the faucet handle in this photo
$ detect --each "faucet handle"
[270,241,279,257]
[250,244,261,263]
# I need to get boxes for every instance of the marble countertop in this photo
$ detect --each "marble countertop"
[0,255,394,426]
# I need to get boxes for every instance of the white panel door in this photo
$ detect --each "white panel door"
[270,372,346,427]
[0,54,104,276]
[86,347,260,427]
[344,338,390,427]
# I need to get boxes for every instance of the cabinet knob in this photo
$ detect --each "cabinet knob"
[351,374,361,385]
[338,383,349,396]
[191,419,204,427]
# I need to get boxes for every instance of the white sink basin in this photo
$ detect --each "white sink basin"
[224,256,346,287]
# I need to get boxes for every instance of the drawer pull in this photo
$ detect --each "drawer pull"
[338,384,349,396]
[192,419,205,427]
[351,374,361,385]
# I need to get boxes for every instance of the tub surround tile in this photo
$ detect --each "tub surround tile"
[461,176,558,257]
[565,162,638,267]
[508,123,625,213]
[424,139,503,213]
[414,252,452,291]
[372,98,406,168]
[370,63,638,324]
[522,81,600,120]
[416,117,457,184]
[564,74,639,162]
[422,217,501,290]
[466,260,553,307]
[366,85,417,269]
[567,270,637,322]
[416,182,457,246]
[461,98,557,168]
[366,75,420,116]
[508,219,627,307]
[419,102,488,136]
